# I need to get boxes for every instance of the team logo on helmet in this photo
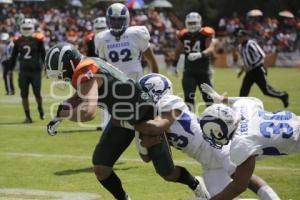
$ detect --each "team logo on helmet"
[139,73,173,103]
[200,104,239,149]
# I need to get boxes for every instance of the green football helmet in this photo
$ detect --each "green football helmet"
[45,42,82,81]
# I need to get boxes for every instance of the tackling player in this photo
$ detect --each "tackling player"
[10,18,46,123]
[199,83,299,200]
[46,42,206,200]
[123,73,280,199]
[86,17,107,57]
[172,12,215,109]
[94,3,158,81]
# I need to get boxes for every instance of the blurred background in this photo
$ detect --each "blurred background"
[1,0,300,68]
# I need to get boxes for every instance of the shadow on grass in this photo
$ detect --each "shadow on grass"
[58,129,100,134]
[0,121,27,125]
[54,164,138,176]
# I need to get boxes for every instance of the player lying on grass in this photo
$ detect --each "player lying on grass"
[198,83,300,200]
[115,73,280,200]
[45,42,207,200]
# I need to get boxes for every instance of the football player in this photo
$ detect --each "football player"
[10,18,46,123]
[198,83,300,200]
[0,32,15,95]
[126,73,280,199]
[94,3,158,82]
[46,42,206,200]
[172,12,215,109]
[86,17,107,57]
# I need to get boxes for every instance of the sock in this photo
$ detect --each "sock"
[257,185,280,200]
[25,110,31,119]
[176,166,199,190]
[99,172,126,200]
[38,105,44,113]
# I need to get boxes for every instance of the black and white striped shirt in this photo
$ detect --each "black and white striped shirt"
[239,39,265,72]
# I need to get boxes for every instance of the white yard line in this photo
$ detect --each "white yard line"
[2,152,300,172]
[0,188,101,200]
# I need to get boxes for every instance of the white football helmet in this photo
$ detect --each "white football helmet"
[199,104,240,149]
[139,73,173,103]
[93,17,107,33]
[106,3,130,37]
[20,18,35,37]
[185,12,202,33]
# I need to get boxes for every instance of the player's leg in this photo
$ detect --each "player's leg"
[18,71,32,123]
[254,67,289,107]
[203,168,232,197]
[93,119,135,200]
[198,73,213,107]
[248,174,280,200]
[182,71,197,110]
[239,71,255,97]
[147,134,201,195]
[2,63,9,95]
[31,72,44,119]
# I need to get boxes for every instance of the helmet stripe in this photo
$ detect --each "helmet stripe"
[47,47,59,71]
[58,45,73,72]
[120,7,127,16]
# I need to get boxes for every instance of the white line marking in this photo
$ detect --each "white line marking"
[2,152,300,172]
[0,188,101,200]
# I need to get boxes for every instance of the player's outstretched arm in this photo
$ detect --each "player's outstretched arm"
[143,47,159,73]
[200,83,261,105]
[134,110,181,136]
[210,156,256,200]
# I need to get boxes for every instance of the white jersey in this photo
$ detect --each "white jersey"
[157,95,235,174]
[230,98,300,166]
[94,26,150,75]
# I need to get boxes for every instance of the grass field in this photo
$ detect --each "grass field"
[0,68,299,200]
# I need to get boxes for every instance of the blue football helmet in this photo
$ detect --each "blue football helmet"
[139,73,173,103]
[106,3,130,37]
[199,104,240,149]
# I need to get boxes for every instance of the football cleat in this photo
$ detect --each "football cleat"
[23,117,33,124]
[194,176,210,198]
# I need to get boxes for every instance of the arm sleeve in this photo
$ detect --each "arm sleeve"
[157,95,187,113]
[134,26,151,52]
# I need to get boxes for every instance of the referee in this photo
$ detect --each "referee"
[234,29,289,107]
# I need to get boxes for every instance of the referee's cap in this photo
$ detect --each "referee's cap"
[234,28,249,37]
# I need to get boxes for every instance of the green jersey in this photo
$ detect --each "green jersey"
[71,57,155,124]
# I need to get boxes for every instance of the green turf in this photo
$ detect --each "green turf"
[0,68,299,200]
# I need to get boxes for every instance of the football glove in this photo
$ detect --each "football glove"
[200,83,224,103]
[187,52,202,61]
[47,117,62,136]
